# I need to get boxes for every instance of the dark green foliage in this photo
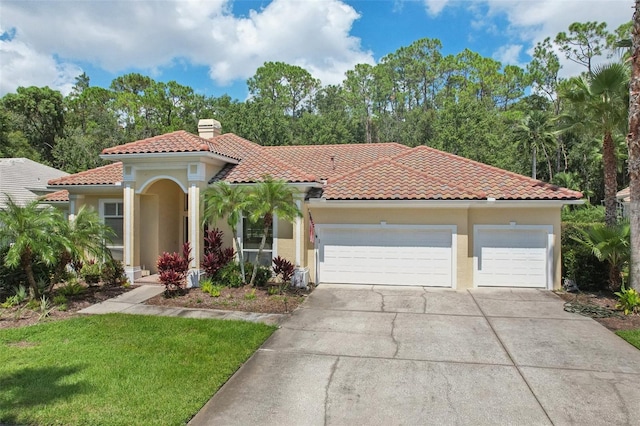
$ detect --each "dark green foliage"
[80,261,101,284]
[253,265,272,288]
[562,222,610,290]
[217,262,243,288]
[100,257,126,286]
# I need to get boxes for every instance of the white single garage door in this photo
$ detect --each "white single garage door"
[317,225,455,287]
[474,225,552,288]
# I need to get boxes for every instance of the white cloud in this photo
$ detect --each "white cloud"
[493,44,523,66]
[0,0,374,95]
[423,0,452,16]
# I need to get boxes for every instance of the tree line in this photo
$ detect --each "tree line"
[0,20,631,211]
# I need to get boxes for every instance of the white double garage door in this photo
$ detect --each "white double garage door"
[316,224,553,288]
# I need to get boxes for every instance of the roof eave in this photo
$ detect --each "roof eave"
[100,151,239,164]
[307,198,584,208]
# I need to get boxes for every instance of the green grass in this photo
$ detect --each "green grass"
[617,328,640,350]
[0,314,276,425]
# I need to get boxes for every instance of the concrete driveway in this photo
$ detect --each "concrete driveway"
[189,285,640,426]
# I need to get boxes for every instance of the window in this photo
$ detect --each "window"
[241,216,273,266]
[101,200,124,261]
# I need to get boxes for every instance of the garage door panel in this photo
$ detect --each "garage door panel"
[475,228,550,288]
[319,227,454,287]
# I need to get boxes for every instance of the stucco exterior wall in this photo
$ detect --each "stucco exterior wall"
[305,204,563,290]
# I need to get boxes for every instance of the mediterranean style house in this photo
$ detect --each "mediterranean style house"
[45,120,583,289]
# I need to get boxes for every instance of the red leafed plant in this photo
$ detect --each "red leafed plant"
[272,256,295,283]
[157,242,192,296]
[201,229,235,279]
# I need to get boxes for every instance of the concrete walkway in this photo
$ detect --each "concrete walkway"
[78,284,284,325]
[189,284,640,426]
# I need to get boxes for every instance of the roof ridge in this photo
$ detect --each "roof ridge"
[48,162,123,185]
[391,145,582,198]
[265,142,410,150]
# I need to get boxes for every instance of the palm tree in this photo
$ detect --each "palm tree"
[627,1,640,292]
[202,182,249,282]
[515,110,556,180]
[0,196,71,299]
[245,176,302,287]
[573,221,630,291]
[560,62,629,226]
[52,206,115,288]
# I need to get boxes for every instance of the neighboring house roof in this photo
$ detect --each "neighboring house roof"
[42,189,70,203]
[48,162,123,186]
[0,158,68,207]
[50,130,583,202]
[101,130,239,160]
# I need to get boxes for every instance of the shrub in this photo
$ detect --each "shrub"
[614,285,640,315]
[80,260,102,284]
[201,229,236,279]
[562,222,609,291]
[53,294,68,306]
[244,288,257,300]
[0,246,54,298]
[57,280,86,297]
[217,262,243,288]
[253,265,271,288]
[101,257,126,286]
[157,242,192,296]
[272,256,295,283]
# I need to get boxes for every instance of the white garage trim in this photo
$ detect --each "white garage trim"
[473,224,554,289]
[315,224,457,288]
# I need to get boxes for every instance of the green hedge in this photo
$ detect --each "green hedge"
[561,222,609,291]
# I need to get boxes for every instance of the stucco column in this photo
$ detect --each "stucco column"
[188,184,201,270]
[123,183,141,283]
[294,197,304,267]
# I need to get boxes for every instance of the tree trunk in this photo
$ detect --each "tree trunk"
[609,263,622,292]
[21,253,38,300]
[249,223,270,287]
[603,131,618,226]
[532,145,537,179]
[628,0,640,292]
[232,231,246,283]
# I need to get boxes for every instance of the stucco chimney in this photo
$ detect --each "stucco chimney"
[198,119,222,139]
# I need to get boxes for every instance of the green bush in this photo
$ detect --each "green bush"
[562,204,605,223]
[58,280,86,297]
[252,265,272,288]
[614,286,640,315]
[217,262,243,288]
[0,246,54,298]
[562,222,609,291]
[101,257,126,286]
[80,261,102,284]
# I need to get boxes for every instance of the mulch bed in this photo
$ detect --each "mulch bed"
[146,284,314,314]
[0,284,133,330]
[556,290,640,332]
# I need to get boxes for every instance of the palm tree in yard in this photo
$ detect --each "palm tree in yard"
[246,176,302,287]
[573,221,630,291]
[626,0,640,292]
[560,62,629,226]
[0,196,71,299]
[515,110,557,180]
[202,182,249,282]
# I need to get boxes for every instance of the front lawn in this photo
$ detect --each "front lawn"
[617,329,640,350]
[0,314,276,425]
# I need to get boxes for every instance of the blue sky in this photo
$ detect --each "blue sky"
[0,0,631,99]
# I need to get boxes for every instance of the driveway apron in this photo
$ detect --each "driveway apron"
[189,285,640,426]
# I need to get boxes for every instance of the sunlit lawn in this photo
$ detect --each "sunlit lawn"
[617,328,640,350]
[0,314,276,425]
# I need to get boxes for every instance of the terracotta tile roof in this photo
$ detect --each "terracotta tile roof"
[323,158,482,200]
[265,143,410,180]
[102,130,238,159]
[209,134,318,184]
[48,162,123,186]
[41,189,69,202]
[382,146,583,200]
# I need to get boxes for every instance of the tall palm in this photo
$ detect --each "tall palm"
[627,1,640,292]
[202,182,248,282]
[245,176,302,287]
[515,110,556,180]
[560,62,629,226]
[0,196,71,298]
[573,221,630,291]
